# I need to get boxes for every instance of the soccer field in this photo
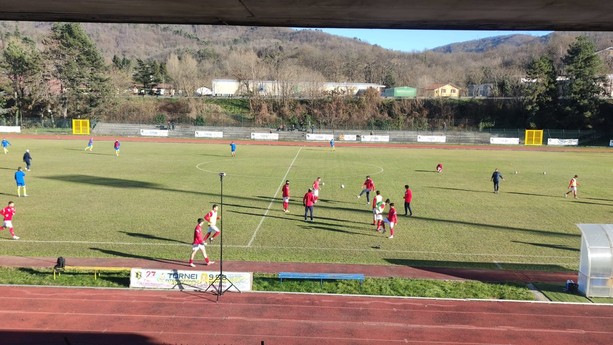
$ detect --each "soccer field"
[0,138,610,271]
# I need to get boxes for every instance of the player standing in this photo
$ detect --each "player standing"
[371,190,383,225]
[379,202,398,239]
[202,204,221,243]
[188,218,214,267]
[375,198,389,231]
[565,175,579,199]
[1,201,19,240]
[85,137,94,151]
[312,177,322,203]
[114,140,121,156]
[357,176,375,204]
[403,185,413,216]
[15,167,27,197]
[282,180,290,212]
[329,138,335,151]
[230,142,236,157]
[1,138,11,154]
[303,188,315,222]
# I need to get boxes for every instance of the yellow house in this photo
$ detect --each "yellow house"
[425,83,461,98]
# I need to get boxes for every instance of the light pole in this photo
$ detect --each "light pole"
[216,172,226,301]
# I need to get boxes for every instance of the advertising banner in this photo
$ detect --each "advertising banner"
[490,137,520,145]
[306,134,334,141]
[130,268,252,292]
[140,129,169,137]
[417,135,446,143]
[0,126,21,133]
[251,132,279,140]
[195,131,224,138]
[360,135,390,142]
[547,138,579,146]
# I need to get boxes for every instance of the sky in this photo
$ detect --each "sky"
[313,29,552,52]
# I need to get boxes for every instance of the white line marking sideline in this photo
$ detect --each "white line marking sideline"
[247,146,303,247]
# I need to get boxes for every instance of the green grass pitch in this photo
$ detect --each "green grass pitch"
[0,138,610,271]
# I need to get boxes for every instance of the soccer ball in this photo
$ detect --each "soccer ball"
[341,184,345,189]
[543,171,547,175]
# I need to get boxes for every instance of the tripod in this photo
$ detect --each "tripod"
[205,172,242,301]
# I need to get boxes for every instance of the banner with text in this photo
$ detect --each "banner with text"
[490,137,520,145]
[251,132,279,140]
[306,133,334,141]
[195,131,224,138]
[417,135,446,143]
[360,135,390,142]
[0,126,21,133]
[130,268,252,292]
[547,138,579,146]
[338,134,357,141]
[140,129,169,137]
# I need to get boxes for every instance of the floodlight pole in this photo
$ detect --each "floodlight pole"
[217,172,225,302]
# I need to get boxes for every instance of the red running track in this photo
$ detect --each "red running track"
[0,285,611,345]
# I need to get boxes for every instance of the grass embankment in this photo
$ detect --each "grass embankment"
[0,266,541,301]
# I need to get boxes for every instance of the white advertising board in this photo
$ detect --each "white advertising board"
[417,135,446,143]
[251,132,279,140]
[130,268,252,292]
[490,137,520,145]
[0,126,21,133]
[360,135,390,142]
[338,134,357,141]
[195,131,223,138]
[547,138,579,146]
[140,129,169,137]
[306,133,334,141]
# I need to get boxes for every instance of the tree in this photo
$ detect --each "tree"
[0,32,43,124]
[560,36,605,128]
[166,53,199,96]
[45,23,111,119]
[133,59,167,90]
[524,56,558,127]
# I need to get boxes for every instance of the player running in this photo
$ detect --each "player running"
[1,138,11,154]
[85,137,94,151]
[379,202,398,239]
[188,218,214,267]
[312,177,322,203]
[1,201,19,240]
[114,140,121,156]
[15,167,27,197]
[202,204,221,243]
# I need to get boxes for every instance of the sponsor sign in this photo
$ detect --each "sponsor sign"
[338,134,357,141]
[306,133,334,141]
[417,135,446,143]
[360,135,390,142]
[547,138,579,146]
[251,132,279,140]
[195,131,224,138]
[0,126,21,133]
[140,129,169,137]
[130,268,252,292]
[490,137,520,145]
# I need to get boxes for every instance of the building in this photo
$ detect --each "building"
[211,79,384,97]
[424,83,461,98]
[382,86,417,98]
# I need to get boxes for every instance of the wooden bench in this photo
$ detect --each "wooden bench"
[53,266,131,280]
[278,272,365,286]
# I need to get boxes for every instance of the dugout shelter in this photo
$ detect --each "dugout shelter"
[576,224,613,297]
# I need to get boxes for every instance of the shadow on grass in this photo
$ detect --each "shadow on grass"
[230,209,367,226]
[415,215,580,238]
[425,186,492,194]
[44,174,162,189]
[119,231,185,245]
[385,258,575,274]
[18,267,129,286]
[414,169,437,173]
[512,240,579,252]
[297,223,377,237]
[89,248,186,266]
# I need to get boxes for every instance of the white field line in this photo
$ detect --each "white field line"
[9,239,578,261]
[247,146,303,247]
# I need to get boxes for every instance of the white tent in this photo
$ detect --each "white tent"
[576,224,613,297]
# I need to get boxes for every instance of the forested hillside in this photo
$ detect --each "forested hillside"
[1,22,613,131]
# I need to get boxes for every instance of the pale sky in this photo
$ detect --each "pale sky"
[311,29,552,52]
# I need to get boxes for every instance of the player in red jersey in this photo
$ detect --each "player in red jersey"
[303,188,315,221]
[282,180,290,212]
[357,176,375,204]
[379,202,398,239]
[375,198,389,232]
[436,163,443,173]
[188,218,214,267]
[403,185,413,216]
[202,205,221,243]
[312,177,322,203]
[1,201,19,240]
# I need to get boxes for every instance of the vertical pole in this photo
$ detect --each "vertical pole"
[217,173,224,301]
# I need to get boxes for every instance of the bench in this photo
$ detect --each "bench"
[278,272,365,287]
[53,266,131,280]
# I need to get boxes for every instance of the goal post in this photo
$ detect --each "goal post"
[524,130,543,146]
[72,119,90,135]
